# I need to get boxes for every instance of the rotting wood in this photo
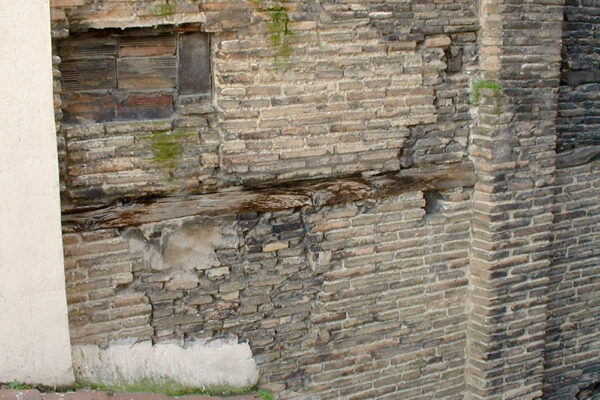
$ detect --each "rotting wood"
[61,163,476,232]
[556,145,600,169]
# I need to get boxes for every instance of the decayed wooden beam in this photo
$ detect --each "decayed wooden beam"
[61,163,476,232]
[556,145,600,169]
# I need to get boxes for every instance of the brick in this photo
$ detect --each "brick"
[110,394,168,400]
[425,35,452,48]
[262,242,289,252]
[0,391,41,400]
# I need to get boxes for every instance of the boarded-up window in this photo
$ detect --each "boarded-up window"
[178,33,211,95]
[58,29,210,123]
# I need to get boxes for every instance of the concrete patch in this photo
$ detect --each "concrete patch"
[123,217,238,272]
[71,338,259,389]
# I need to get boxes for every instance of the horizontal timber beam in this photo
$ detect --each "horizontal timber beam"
[62,163,476,232]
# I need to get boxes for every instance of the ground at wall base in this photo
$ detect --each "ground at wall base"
[0,390,260,400]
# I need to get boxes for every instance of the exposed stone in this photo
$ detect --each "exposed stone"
[164,271,199,291]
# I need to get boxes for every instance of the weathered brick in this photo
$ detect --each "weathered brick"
[48,2,600,399]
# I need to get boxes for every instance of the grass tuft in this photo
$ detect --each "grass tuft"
[2,380,32,390]
[471,79,502,105]
[257,389,275,400]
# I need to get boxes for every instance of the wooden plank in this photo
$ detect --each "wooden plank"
[119,35,177,57]
[62,92,115,123]
[57,36,117,59]
[61,163,476,231]
[178,32,211,95]
[115,91,174,120]
[117,56,177,89]
[61,58,116,92]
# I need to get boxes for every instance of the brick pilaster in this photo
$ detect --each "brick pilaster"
[466,0,564,399]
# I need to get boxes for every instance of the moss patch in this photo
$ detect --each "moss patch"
[151,129,194,170]
[471,79,502,105]
[151,3,175,16]
[254,1,296,66]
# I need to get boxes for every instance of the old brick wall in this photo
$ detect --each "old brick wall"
[547,1,600,397]
[51,0,477,207]
[544,161,600,399]
[62,185,472,399]
[558,0,600,151]
[466,0,563,398]
[49,0,600,399]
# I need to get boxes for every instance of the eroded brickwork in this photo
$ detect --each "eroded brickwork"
[51,0,477,207]
[544,161,600,399]
[558,0,600,151]
[62,188,471,399]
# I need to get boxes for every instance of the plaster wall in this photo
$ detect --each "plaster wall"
[0,0,74,387]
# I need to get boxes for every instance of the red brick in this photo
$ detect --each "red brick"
[0,390,41,400]
[110,394,168,400]
[58,392,108,400]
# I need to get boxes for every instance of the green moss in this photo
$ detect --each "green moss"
[151,129,194,170]
[151,3,175,16]
[471,79,502,105]
[255,1,295,66]
[267,9,289,35]
[76,379,253,397]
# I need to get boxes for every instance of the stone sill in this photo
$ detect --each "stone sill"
[61,162,476,232]
[70,14,207,32]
